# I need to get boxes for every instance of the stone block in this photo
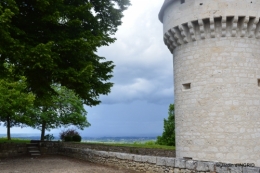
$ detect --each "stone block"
[108,152,116,157]
[175,158,186,169]
[243,167,260,173]
[141,155,156,164]
[165,158,175,167]
[133,155,142,162]
[196,161,214,172]
[96,151,109,158]
[116,153,131,160]
[230,167,243,173]
[185,160,196,170]
[156,157,167,166]
[216,166,229,173]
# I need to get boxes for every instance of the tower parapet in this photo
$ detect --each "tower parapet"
[159,0,260,166]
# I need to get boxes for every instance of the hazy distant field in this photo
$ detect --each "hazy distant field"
[0,133,157,144]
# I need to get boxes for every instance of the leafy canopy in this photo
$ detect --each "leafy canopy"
[156,104,175,146]
[0,0,130,105]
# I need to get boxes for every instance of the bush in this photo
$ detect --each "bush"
[72,135,82,142]
[44,134,55,141]
[156,104,175,146]
[60,128,80,141]
[64,136,72,142]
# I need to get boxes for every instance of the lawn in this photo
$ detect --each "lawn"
[0,138,30,143]
[82,141,175,150]
[0,138,175,150]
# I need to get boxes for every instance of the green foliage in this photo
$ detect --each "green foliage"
[144,140,156,146]
[0,65,35,140]
[0,0,130,104]
[30,86,90,140]
[44,134,55,141]
[72,135,82,142]
[64,136,72,142]
[156,104,175,146]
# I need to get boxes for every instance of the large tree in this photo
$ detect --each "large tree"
[0,0,130,105]
[156,104,175,146]
[30,85,90,141]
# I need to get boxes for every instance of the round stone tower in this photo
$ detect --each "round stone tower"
[159,0,260,166]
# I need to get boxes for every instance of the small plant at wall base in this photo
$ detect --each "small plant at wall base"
[60,128,82,142]
[156,104,175,146]
[44,134,55,141]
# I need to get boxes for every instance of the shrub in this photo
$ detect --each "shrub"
[156,104,175,146]
[72,135,82,142]
[64,136,72,142]
[60,128,80,141]
[44,134,55,141]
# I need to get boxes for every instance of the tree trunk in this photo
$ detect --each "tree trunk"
[7,116,11,140]
[41,121,46,141]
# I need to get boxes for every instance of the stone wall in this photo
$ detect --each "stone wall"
[0,142,62,158]
[0,143,27,158]
[39,141,63,155]
[63,143,175,157]
[59,147,260,173]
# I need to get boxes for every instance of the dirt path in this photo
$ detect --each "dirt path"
[0,155,138,173]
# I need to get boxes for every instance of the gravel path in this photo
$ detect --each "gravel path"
[0,155,138,173]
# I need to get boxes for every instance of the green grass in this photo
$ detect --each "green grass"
[0,138,30,143]
[81,141,175,150]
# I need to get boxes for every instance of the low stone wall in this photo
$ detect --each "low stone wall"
[0,143,27,158]
[39,141,63,155]
[59,147,260,173]
[0,142,62,158]
[63,143,175,157]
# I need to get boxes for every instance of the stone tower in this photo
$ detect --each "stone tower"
[159,0,260,166]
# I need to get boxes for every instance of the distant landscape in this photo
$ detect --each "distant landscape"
[0,134,156,143]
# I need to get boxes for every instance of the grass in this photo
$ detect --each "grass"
[0,138,175,150]
[81,140,175,150]
[0,137,30,143]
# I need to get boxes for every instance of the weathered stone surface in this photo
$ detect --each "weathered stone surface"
[196,162,214,172]
[62,143,175,157]
[243,167,260,173]
[141,155,156,164]
[96,151,109,158]
[230,167,243,173]
[133,155,142,162]
[175,158,186,169]
[156,157,167,166]
[216,166,229,173]
[165,158,175,167]
[185,160,196,170]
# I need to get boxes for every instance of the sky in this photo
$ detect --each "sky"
[0,0,174,138]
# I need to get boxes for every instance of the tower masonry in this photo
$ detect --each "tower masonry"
[159,0,260,166]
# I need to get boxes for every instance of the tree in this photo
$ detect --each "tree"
[0,0,130,105]
[30,85,90,141]
[0,75,35,140]
[156,104,175,146]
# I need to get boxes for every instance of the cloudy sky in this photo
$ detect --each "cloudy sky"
[1,0,174,137]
